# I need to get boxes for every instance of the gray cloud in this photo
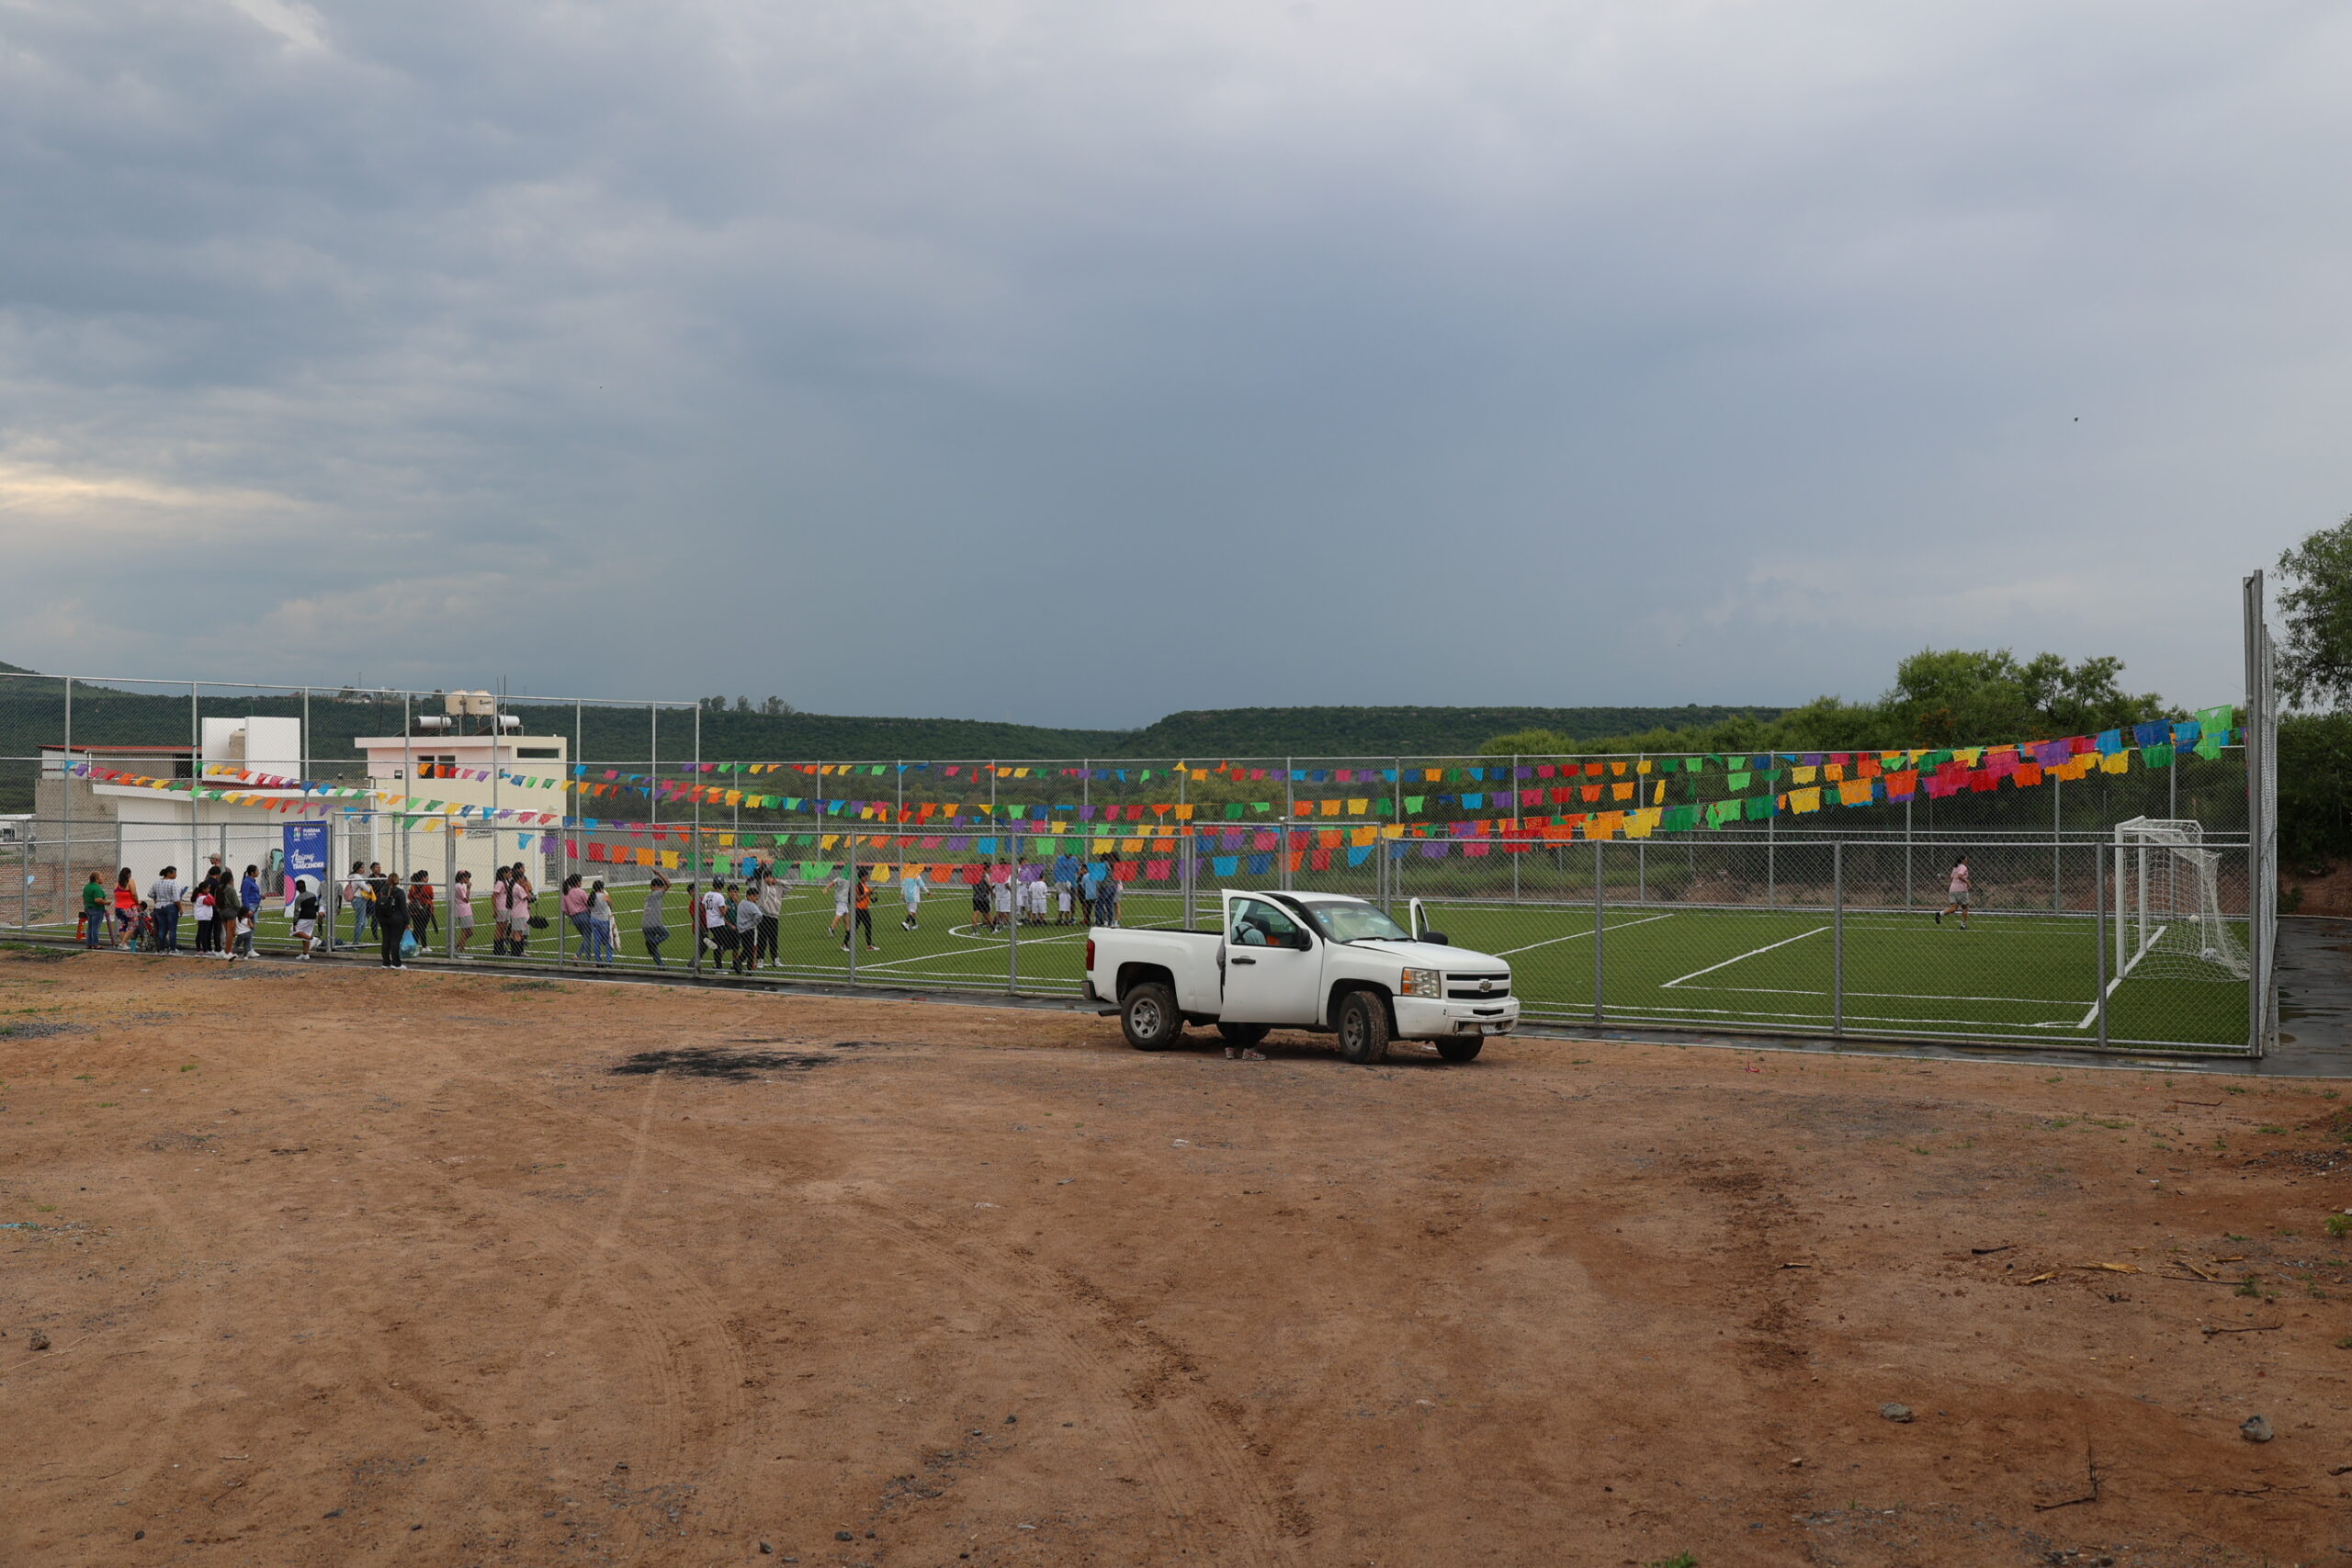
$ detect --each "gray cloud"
[2,0,2346,724]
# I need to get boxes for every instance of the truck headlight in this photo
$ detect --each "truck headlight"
[1400,967,1441,998]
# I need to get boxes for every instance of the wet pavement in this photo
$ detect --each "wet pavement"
[2270,914,2352,1077]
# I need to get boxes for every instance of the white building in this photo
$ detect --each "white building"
[41,716,311,889]
[348,725,570,889]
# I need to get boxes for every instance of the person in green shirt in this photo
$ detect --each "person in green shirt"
[81,872,108,948]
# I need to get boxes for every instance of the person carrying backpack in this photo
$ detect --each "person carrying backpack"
[375,874,410,968]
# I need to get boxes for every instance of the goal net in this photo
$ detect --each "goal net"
[2113,818,2248,982]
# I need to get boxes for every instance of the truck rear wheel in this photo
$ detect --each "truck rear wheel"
[1122,982,1183,1051]
[1334,991,1392,1066]
[1436,1036,1484,1062]
[1216,1023,1269,1048]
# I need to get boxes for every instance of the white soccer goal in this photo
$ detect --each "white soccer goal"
[2113,818,2249,982]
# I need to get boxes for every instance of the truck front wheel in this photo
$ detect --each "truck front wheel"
[1334,991,1392,1066]
[1122,982,1184,1051]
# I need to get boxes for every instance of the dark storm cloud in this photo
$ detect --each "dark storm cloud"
[2,1,2347,722]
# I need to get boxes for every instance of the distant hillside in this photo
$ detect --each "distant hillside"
[1122,705,1782,758]
[0,662,1784,809]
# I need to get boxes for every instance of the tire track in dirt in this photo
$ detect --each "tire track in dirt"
[324,1069,760,1555]
[481,1071,1301,1565]
[73,1181,237,1542]
[846,1197,1304,1562]
[1682,1152,1825,1566]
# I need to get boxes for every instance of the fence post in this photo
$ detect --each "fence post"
[847,828,858,987]
[61,675,73,941]
[688,826,701,976]
[1592,840,1605,1025]
[444,822,456,959]
[1511,753,1521,904]
[1006,833,1019,995]
[1831,841,1845,1037]
[2094,841,2109,1048]
[1904,799,1913,908]
[189,681,201,886]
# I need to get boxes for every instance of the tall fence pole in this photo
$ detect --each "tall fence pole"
[1592,840,1605,1025]
[2094,841,2109,1048]
[443,822,457,959]
[189,681,201,886]
[1831,841,1845,1038]
[847,829,858,987]
[60,676,74,938]
[1006,830,1019,995]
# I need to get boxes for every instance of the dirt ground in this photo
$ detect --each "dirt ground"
[4,948,2350,1568]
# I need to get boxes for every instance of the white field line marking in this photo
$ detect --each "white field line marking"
[849,930,1090,973]
[1612,1000,2086,1032]
[1660,926,1828,988]
[1670,983,2104,1008]
[1493,912,1673,956]
[2072,924,2163,1028]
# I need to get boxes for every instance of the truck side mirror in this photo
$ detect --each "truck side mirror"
[1420,930,1450,945]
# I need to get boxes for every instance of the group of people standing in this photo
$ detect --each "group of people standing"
[968,851,1122,933]
[338,860,444,968]
[74,843,1137,972]
[80,856,265,958]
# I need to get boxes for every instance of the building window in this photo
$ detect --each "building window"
[517,747,560,760]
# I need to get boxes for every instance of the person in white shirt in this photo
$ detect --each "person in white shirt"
[1937,858,1972,929]
[991,871,1015,932]
[1026,875,1049,924]
[701,885,730,962]
[899,868,924,931]
[147,867,186,953]
[755,873,785,968]
[830,874,852,938]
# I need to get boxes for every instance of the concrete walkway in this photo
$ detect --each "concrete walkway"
[2270,914,2352,1077]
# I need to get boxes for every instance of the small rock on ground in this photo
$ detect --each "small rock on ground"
[1880,1402,1914,1423]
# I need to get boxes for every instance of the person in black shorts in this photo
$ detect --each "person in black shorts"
[971,862,993,931]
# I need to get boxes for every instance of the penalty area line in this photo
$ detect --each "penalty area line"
[1661,925,1828,989]
[1493,912,1673,957]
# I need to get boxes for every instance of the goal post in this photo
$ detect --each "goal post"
[2112,818,2248,983]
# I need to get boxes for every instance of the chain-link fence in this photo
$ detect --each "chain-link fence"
[0,655,2274,1057]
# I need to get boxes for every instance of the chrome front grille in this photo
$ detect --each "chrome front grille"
[1445,972,1510,1000]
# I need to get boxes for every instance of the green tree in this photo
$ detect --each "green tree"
[1877,649,2165,746]
[2278,516,2352,710]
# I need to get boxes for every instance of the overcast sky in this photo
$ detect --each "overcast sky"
[2,1,2346,727]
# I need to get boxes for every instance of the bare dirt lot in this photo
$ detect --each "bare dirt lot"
[4,948,2349,1568]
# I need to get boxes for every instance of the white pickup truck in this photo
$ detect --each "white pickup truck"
[1081,889,1519,1064]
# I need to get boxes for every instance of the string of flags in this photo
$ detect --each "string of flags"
[67,705,2240,870]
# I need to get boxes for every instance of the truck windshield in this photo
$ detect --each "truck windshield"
[1303,903,1414,943]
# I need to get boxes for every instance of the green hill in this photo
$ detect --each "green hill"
[0,661,1782,810]
[1122,705,1781,758]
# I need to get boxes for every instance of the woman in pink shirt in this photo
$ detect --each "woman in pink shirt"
[560,874,590,961]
